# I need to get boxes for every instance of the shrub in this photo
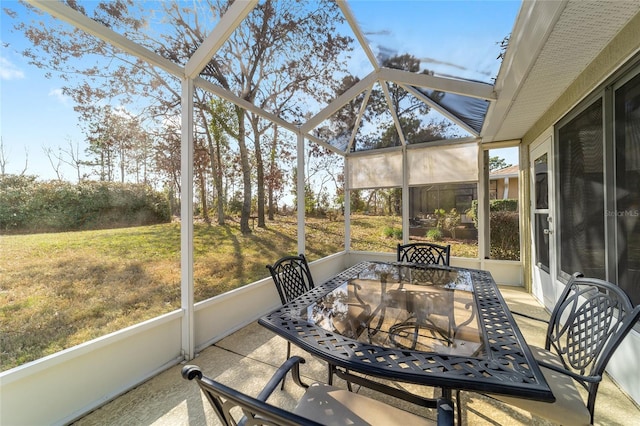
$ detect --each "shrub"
[467,199,518,227]
[383,226,402,239]
[0,176,170,233]
[466,199,520,260]
[393,227,403,239]
[443,208,461,239]
[433,208,446,229]
[0,174,38,230]
[426,228,443,241]
[490,210,520,260]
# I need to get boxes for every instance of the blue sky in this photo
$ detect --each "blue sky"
[1,7,78,179]
[1,0,521,181]
[347,0,521,82]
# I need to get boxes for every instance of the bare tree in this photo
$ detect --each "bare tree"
[0,137,29,177]
[266,125,292,219]
[208,97,236,225]
[42,146,64,180]
[195,0,352,232]
[60,138,87,181]
[0,137,8,176]
[7,0,352,233]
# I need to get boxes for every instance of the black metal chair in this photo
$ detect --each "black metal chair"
[267,254,314,307]
[484,273,640,425]
[267,254,316,387]
[182,356,454,426]
[397,242,451,266]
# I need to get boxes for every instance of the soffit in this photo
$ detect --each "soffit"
[486,0,640,142]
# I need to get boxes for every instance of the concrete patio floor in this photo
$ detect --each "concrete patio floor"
[73,287,639,426]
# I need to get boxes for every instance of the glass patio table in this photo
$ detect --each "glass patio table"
[259,261,554,403]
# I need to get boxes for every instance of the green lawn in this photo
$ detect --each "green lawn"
[0,214,477,371]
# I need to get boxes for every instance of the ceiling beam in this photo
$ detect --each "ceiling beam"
[300,72,377,133]
[26,0,183,78]
[185,0,258,78]
[346,87,373,152]
[381,81,407,146]
[194,77,343,155]
[378,67,496,101]
[337,0,379,72]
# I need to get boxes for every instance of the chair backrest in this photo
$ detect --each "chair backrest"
[267,254,314,305]
[397,242,451,266]
[181,365,322,426]
[546,272,640,419]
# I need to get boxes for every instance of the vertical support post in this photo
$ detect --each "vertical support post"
[479,149,490,267]
[344,157,351,251]
[180,77,195,361]
[519,143,530,292]
[402,146,409,244]
[297,128,305,255]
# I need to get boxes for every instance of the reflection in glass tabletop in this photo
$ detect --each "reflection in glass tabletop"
[301,262,482,356]
[260,261,553,401]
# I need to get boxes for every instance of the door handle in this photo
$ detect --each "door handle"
[543,228,553,235]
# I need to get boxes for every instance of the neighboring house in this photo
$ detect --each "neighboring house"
[490,165,519,200]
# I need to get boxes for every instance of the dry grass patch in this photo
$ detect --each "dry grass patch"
[0,214,477,371]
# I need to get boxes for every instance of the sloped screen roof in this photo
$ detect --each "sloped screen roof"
[3,0,521,172]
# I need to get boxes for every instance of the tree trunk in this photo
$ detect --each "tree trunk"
[202,108,226,226]
[237,108,252,234]
[120,147,125,183]
[267,126,279,220]
[197,164,210,224]
[213,138,225,225]
[251,117,266,228]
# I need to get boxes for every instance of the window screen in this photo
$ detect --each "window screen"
[557,98,606,280]
[615,73,640,305]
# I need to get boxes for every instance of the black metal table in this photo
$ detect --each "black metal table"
[259,261,554,403]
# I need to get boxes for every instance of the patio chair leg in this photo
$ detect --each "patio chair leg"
[456,390,462,425]
[328,363,335,385]
[345,369,352,392]
[328,364,352,391]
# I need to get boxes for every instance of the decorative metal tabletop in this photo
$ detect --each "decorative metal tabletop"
[259,261,554,402]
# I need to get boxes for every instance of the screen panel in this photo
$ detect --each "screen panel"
[347,151,403,189]
[408,142,479,185]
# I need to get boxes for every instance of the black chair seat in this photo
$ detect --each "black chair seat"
[182,356,454,426]
[477,273,640,425]
[488,345,590,426]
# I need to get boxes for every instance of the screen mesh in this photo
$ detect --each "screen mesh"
[408,142,479,185]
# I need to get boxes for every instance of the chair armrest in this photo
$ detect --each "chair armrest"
[181,364,204,381]
[333,367,439,408]
[537,360,602,385]
[257,356,309,401]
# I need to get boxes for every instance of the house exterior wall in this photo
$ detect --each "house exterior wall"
[520,12,640,405]
[492,177,519,200]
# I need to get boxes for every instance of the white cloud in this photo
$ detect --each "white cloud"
[0,57,25,80]
[48,88,71,106]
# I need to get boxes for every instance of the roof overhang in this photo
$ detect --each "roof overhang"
[483,0,640,142]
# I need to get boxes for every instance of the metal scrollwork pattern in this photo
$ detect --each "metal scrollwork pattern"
[260,262,552,401]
